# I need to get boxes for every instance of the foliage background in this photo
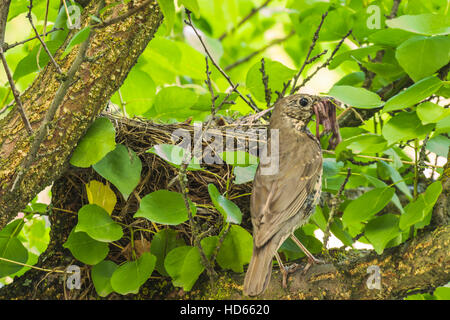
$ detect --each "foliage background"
[0,0,449,299]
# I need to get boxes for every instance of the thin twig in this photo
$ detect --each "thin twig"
[387,0,402,19]
[177,58,238,282]
[0,47,33,135]
[224,30,295,71]
[290,12,328,94]
[260,58,271,107]
[323,168,351,250]
[2,28,62,52]
[322,150,443,169]
[27,0,63,75]
[36,0,50,71]
[218,0,273,41]
[185,11,260,113]
[293,29,352,92]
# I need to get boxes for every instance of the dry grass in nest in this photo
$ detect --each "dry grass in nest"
[56,113,268,263]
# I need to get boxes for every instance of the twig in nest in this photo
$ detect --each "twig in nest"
[290,12,328,94]
[27,0,63,75]
[184,10,260,113]
[323,168,351,250]
[260,58,271,107]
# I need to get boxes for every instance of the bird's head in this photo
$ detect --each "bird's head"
[272,93,342,149]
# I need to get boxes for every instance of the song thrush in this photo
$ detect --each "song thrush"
[243,94,341,296]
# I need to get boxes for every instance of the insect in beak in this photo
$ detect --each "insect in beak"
[313,98,342,149]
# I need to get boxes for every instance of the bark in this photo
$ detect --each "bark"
[0,0,163,229]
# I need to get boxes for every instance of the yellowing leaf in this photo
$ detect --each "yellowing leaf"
[86,180,117,215]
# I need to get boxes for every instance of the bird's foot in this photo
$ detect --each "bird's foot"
[280,263,300,289]
[302,255,325,274]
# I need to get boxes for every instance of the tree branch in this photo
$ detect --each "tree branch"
[0,0,164,229]
[185,11,260,113]
[218,0,273,41]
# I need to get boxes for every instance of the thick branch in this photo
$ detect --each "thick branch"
[194,224,450,300]
[0,0,163,229]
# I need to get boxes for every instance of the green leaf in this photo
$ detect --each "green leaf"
[386,14,450,36]
[379,161,412,200]
[75,204,123,242]
[152,86,198,122]
[93,144,142,200]
[395,35,450,82]
[364,214,401,254]
[219,151,258,167]
[399,197,427,231]
[0,236,28,278]
[427,135,450,158]
[91,260,118,297]
[342,187,395,231]
[382,111,434,145]
[334,72,365,87]
[279,228,322,260]
[0,219,25,238]
[157,0,175,35]
[150,229,185,276]
[335,134,388,156]
[62,27,91,59]
[417,102,450,124]
[368,28,415,47]
[399,181,442,230]
[110,252,156,295]
[330,219,354,247]
[207,184,242,224]
[134,190,197,225]
[434,287,450,300]
[70,117,116,168]
[13,41,61,81]
[164,246,204,291]
[111,68,156,117]
[363,174,404,213]
[329,45,384,69]
[326,85,383,109]
[233,164,257,184]
[383,76,443,112]
[63,230,109,265]
[216,225,253,272]
[147,144,202,170]
[17,216,49,253]
[178,0,200,18]
[436,115,450,135]
[423,181,443,209]
[85,180,117,215]
[246,59,296,103]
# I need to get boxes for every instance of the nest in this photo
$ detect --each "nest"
[57,113,268,262]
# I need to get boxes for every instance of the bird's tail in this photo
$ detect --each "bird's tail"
[243,242,277,297]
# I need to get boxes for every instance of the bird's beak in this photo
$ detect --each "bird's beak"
[313,98,342,149]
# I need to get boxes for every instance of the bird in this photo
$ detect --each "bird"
[243,93,341,297]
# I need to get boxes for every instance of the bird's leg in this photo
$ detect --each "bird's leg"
[290,235,324,274]
[275,252,300,288]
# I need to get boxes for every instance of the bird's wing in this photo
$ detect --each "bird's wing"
[250,131,322,248]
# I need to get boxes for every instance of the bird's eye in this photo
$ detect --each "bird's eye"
[299,97,309,107]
